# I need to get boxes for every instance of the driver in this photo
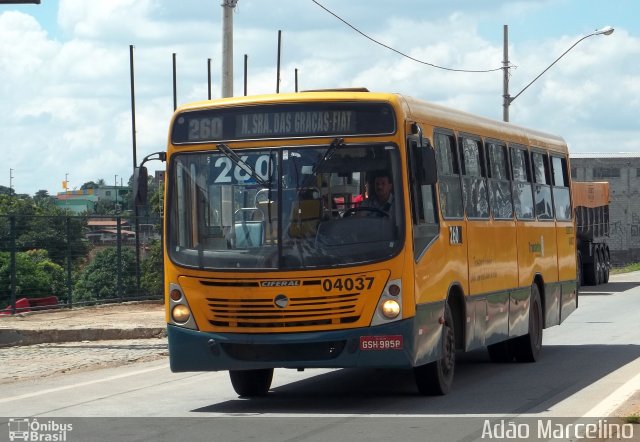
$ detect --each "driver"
[360,171,394,216]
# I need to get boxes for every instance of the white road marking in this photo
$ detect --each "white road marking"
[584,364,640,417]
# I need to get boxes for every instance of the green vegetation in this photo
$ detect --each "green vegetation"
[0,250,66,305]
[74,247,136,303]
[623,413,639,424]
[611,263,640,275]
[1,184,164,308]
[141,240,163,298]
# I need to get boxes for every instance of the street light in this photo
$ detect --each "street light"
[502,25,614,122]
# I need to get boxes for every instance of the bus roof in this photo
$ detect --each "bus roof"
[174,90,567,151]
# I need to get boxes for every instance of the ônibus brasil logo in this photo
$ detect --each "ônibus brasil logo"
[7,418,73,441]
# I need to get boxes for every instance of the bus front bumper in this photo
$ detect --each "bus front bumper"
[167,320,417,372]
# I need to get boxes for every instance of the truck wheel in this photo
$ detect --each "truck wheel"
[596,247,604,285]
[584,253,597,286]
[414,302,455,395]
[513,284,543,362]
[603,247,610,283]
[229,368,273,397]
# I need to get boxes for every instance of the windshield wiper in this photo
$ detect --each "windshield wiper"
[217,143,270,188]
[300,137,345,189]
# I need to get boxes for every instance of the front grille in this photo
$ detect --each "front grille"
[206,292,362,328]
[221,341,346,361]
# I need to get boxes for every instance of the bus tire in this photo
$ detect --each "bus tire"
[229,368,274,397]
[414,302,455,395]
[513,284,543,363]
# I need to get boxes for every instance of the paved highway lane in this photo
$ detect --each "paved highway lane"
[1,273,639,441]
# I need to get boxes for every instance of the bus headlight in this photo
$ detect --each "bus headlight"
[168,282,198,330]
[172,304,191,323]
[381,300,400,319]
[371,279,403,326]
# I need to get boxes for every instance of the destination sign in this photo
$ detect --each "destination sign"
[236,111,354,138]
[171,102,395,144]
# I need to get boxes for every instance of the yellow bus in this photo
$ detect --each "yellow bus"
[143,89,577,396]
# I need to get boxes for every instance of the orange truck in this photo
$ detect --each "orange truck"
[572,181,611,285]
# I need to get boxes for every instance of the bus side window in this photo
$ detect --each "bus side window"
[408,138,439,258]
[459,135,488,219]
[510,146,535,220]
[435,131,464,219]
[486,141,513,219]
[551,155,572,221]
[532,150,553,220]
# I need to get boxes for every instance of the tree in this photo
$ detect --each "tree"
[0,250,66,306]
[73,247,136,303]
[0,194,87,267]
[141,240,163,297]
[80,181,100,190]
[33,190,55,208]
[0,185,14,196]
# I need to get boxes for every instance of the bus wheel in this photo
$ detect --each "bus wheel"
[229,368,274,397]
[414,302,455,395]
[513,284,543,363]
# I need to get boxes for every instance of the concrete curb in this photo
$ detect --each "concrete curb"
[0,327,167,348]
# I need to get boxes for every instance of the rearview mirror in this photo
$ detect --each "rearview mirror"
[133,166,148,206]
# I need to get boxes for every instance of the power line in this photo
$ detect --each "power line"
[311,0,502,73]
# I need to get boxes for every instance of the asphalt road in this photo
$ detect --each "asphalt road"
[1,273,639,442]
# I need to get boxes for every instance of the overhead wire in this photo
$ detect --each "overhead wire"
[311,0,503,73]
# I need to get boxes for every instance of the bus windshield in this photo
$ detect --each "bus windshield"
[168,141,403,270]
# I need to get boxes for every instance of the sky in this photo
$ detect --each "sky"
[1,0,638,196]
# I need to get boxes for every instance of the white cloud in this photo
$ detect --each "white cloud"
[1,1,638,194]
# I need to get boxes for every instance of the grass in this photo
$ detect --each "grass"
[611,262,640,275]
[623,413,639,424]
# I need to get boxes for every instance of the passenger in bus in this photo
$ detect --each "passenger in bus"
[360,171,394,216]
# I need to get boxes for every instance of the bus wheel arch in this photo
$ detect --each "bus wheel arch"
[512,280,543,363]
[413,287,462,395]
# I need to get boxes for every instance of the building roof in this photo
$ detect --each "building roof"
[87,219,131,227]
[570,152,640,159]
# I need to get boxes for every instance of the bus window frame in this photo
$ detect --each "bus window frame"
[550,153,573,221]
[510,143,535,221]
[407,127,440,261]
[485,138,514,221]
[434,128,465,221]
[458,132,489,220]
[530,147,555,221]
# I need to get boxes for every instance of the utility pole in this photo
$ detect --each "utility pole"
[9,168,14,196]
[502,25,510,122]
[221,0,239,98]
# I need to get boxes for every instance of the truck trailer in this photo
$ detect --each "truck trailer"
[572,181,611,286]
